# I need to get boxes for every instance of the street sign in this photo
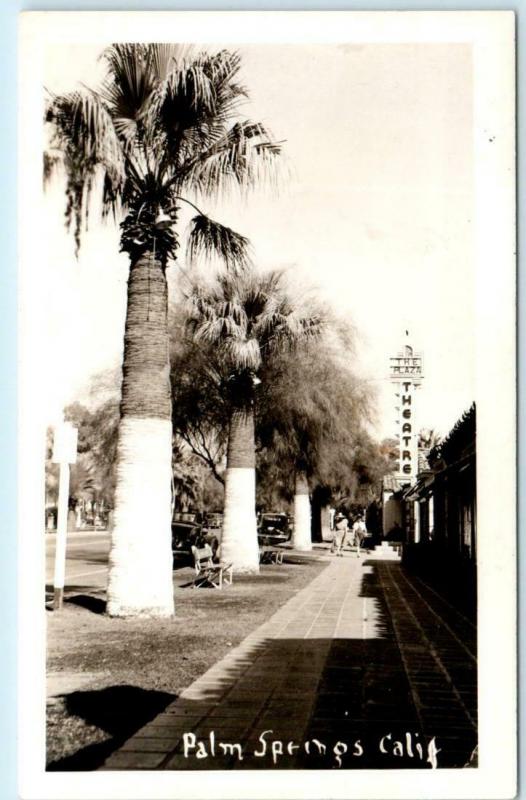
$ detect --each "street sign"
[52,422,78,464]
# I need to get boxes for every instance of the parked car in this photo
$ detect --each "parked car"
[171,520,203,558]
[204,512,223,530]
[171,517,221,563]
[257,512,292,546]
[172,511,200,524]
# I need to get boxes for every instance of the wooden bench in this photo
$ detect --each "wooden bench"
[191,545,233,589]
[259,547,284,565]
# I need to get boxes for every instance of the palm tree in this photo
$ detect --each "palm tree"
[45,44,281,616]
[186,268,323,572]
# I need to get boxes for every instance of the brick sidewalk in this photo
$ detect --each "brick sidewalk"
[101,553,477,771]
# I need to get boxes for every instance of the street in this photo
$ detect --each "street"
[45,531,110,594]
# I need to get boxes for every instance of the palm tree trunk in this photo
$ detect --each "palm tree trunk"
[292,469,312,551]
[106,250,174,617]
[220,409,259,573]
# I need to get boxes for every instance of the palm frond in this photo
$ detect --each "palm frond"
[296,312,325,339]
[252,309,291,341]
[216,299,247,327]
[187,214,251,272]
[183,265,327,402]
[101,44,152,115]
[192,315,245,344]
[186,281,225,316]
[145,49,248,178]
[145,55,216,138]
[178,119,282,199]
[45,88,125,253]
[147,43,197,81]
[224,337,261,371]
[43,150,62,185]
[197,49,248,123]
[46,45,283,264]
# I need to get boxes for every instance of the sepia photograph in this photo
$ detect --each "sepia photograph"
[18,10,516,800]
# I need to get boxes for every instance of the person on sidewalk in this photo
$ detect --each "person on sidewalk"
[331,512,348,556]
[352,515,367,557]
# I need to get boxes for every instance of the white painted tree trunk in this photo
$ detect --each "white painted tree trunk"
[321,505,332,542]
[220,467,259,573]
[106,417,174,617]
[219,409,259,574]
[292,470,312,551]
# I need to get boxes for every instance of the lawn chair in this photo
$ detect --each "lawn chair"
[259,546,284,565]
[191,545,233,589]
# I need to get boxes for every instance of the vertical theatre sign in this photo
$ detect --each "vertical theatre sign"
[389,337,424,484]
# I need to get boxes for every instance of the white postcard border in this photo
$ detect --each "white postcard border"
[18,10,516,800]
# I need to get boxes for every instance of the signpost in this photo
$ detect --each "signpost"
[51,421,78,610]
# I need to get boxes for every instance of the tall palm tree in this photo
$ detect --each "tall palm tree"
[186,269,323,572]
[45,44,281,616]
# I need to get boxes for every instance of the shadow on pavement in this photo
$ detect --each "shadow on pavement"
[45,585,106,612]
[64,594,106,614]
[65,554,109,565]
[47,685,176,771]
[281,555,327,566]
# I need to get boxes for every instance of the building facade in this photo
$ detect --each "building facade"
[405,403,476,560]
[400,404,477,616]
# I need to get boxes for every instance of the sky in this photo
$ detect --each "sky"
[43,41,474,440]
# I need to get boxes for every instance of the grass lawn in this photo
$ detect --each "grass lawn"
[46,551,329,770]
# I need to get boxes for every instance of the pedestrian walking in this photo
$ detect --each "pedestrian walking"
[352,515,367,557]
[331,512,349,556]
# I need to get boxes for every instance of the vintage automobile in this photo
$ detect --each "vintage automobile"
[171,515,221,563]
[257,512,292,546]
[172,511,200,524]
[204,512,223,530]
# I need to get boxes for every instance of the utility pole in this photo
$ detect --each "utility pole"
[52,420,78,610]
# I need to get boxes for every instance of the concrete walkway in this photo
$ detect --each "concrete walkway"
[101,553,477,771]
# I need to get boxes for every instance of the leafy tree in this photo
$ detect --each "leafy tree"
[256,334,374,549]
[44,403,117,529]
[201,471,225,512]
[44,428,59,525]
[170,313,229,486]
[417,428,441,471]
[184,268,323,571]
[379,437,399,462]
[171,300,386,552]
[64,400,120,508]
[55,397,212,522]
[171,441,208,513]
[255,449,292,512]
[46,44,280,615]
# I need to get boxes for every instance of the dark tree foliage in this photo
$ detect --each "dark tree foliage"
[170,315,230,485]
[256,333,380,506]
[169,297,394,510]
[63,400,120,505]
